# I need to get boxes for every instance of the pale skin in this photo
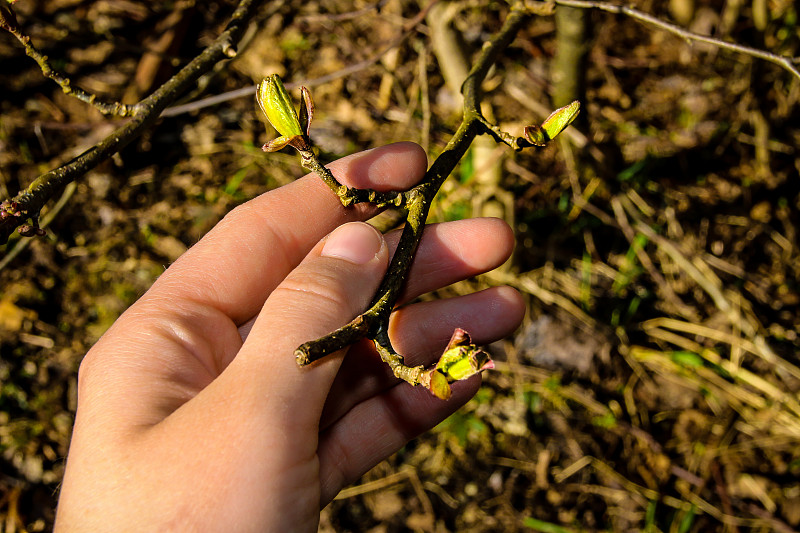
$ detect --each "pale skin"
[55,142,525,532]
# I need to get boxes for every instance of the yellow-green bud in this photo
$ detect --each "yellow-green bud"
[424,328,494,400]
[257,75,314,153]
[257,74,303,139]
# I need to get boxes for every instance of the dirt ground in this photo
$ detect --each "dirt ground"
[1,1,800,531]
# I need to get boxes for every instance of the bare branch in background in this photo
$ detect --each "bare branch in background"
[0,3,134,116]
[546,0,800,80]
[0,0,266,244]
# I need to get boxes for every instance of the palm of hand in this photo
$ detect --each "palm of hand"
[55,143,524,532]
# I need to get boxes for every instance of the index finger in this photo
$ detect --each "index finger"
[148,142,427,324]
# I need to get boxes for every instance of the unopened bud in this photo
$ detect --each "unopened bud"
[541,100,580,139]
[257,75,316,153]
[257,74,303,139]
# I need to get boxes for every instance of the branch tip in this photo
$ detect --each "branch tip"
[295,349,311,367]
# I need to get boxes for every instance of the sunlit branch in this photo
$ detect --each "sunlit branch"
[549,0,800,81]
[0,0,265,245]
[294,7,532,396]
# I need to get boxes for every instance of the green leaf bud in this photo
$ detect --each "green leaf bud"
[257,74,304,139]
[428,371,452,401]
[523,124,547,147]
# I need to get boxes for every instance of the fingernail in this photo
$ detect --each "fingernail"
[321,222,384,265]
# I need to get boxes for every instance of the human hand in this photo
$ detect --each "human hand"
[55,142,525,532]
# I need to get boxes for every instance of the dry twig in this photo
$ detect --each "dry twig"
[0,5,134,117]
[291,5,534,396]
[546,0,800,81]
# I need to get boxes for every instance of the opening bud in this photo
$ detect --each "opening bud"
[524,100,581,146]
[423,328,494,400]
[257,74,314,153]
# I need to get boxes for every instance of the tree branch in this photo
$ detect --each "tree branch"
[548,0,800,81]
[294,6,532,391]
[0,0,265,245]
[300,151,407,208]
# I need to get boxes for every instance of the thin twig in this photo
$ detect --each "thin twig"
[161,86,257,117]
[3,8,135,117]
[298,0,390,23]
[295,6,532,371]
[0,182,76,272]
[549,0,800,81]
[300,151,407,208]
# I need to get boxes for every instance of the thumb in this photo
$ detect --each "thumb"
[230,221,389,424]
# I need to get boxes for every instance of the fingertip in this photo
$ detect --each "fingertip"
[371,142,427,185]
[320,221,387,266]
[476,217,516,261]
[400,218,515,287]
[492,285,527,331]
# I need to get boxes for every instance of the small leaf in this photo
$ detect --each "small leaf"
[442,348,475,380]
[299,86,314,136]
[261,136,293,152]
[541,100,580,140]
[436,343,492,381]
[524,101,581,146]
[420,330,495,400]
[428,371,452,400]
[286,134,311,152]
[444,327,471,350]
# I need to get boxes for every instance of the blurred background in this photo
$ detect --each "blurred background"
[1,0,799,531]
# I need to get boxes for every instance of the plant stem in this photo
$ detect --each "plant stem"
[2,7,134,117]
[295,6,531,381]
